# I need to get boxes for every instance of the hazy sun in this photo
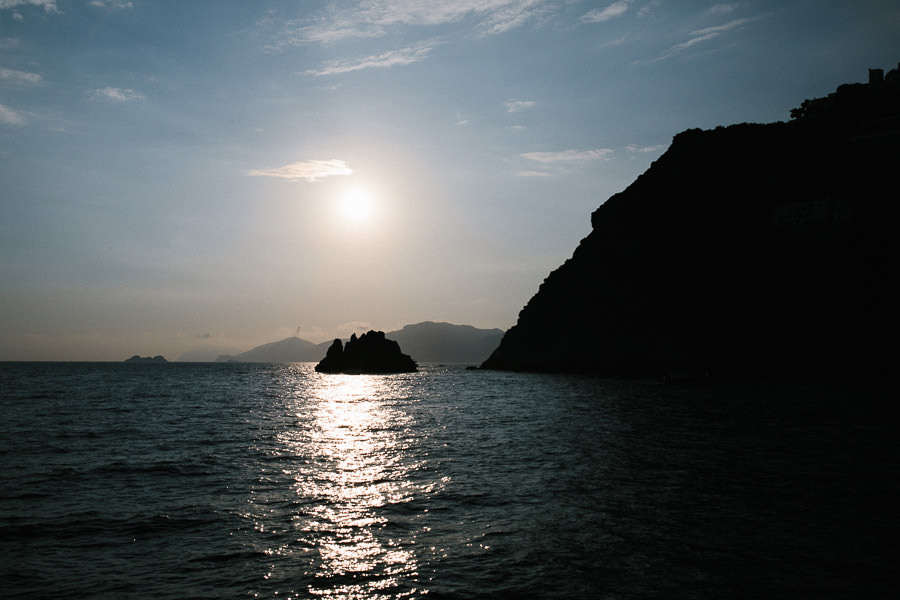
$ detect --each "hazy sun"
[339,187,377,225]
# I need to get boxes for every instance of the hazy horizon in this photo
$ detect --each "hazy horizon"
[2,1,899,361]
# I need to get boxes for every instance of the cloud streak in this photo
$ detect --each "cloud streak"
[581,1,631,24]
[522,149,613,163]
[518,148,614,177]
[0,66,42,84]
[0,102,26,125]
[704,4,739,17]
[650,16,763,62]
[303,41,439,76]
[248,159,353,182]
[92,87,144,101]
[89,0,133,9]
[267,0,550,51]
[626,143,668,155]
[505,100,536,113]
[0,0,56,12]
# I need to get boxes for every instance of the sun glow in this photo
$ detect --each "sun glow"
[339,187,377,225]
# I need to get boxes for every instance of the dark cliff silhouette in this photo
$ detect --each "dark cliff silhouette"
[482,64,900,378]
[315,330,417,374]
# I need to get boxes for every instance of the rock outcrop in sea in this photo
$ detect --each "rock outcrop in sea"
[124,355,167,363]
[481,64,900,378]
[315,330,418,374]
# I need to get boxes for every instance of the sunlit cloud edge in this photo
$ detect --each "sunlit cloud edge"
[248,159,354,182]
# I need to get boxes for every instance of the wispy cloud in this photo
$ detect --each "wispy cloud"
[691,17,757,37]
[0,66,42,84]
[476,0,552,35]
[626,143,668,155]
[649,15,762,62]
[522,149,613,163]
[703,3,739,17]
[518,148,613,177]
[581,1,631,24]
[92,87,144,101]
[637,0,661,18]
[248,159,353,182]
[0,0,57,13]
[268,0,550,50]
[302,41,439,76]
[505,100,536,113]
[0,102,26,125]
[89,0,133,8]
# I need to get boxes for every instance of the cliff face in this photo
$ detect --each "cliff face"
[482,73,900,378]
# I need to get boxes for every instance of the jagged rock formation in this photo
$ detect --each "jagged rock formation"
[315,330,417,374]
[482,65,900,378]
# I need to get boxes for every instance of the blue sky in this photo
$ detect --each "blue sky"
[2,0,898,360]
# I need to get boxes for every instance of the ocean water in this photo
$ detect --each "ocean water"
[1,362,897,599]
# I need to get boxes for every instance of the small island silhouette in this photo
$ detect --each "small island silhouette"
[315,330,417,374]
[124,355,168,363]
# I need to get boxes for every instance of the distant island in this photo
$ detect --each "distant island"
[481,63,900,379]
[315,330,417,374]
[210,321,503,364]
[124,355,168,363]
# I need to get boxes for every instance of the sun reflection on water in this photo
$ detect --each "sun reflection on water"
[269,368,425,599]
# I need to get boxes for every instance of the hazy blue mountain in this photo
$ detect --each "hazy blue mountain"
[214,322,504,364]
[176,345,244,362]
[385,322,503,363]
[216,336,322,363]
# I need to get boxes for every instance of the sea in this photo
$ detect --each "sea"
[1,362,898,599]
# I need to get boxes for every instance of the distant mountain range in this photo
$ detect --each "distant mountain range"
[210,321,504,364]
[215,336,322,363]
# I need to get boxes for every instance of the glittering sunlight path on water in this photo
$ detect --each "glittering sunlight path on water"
[244,365,436,599]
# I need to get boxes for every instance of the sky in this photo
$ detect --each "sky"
[2,0,899,361]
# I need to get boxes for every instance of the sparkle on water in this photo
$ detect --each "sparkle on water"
[263,371,428,599]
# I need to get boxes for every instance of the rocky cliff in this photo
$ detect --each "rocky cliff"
[481,66,900,378]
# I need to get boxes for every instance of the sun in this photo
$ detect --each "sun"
[338,187,377,225]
